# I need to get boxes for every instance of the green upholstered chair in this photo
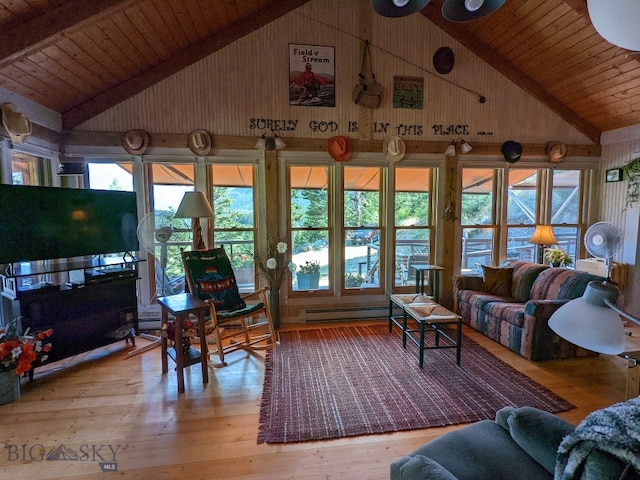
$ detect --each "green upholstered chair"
[181,247,276,366]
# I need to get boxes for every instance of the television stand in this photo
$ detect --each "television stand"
[0,257,142,376]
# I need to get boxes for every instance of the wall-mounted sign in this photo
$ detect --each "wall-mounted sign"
[289,44,335,107]
[393,76,423,110]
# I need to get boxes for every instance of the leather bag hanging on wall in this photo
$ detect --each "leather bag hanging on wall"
[352,40,383,108]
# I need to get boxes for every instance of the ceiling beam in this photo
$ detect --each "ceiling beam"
[61,0,313,131]
[421,0,601,144]
[0,0,138,70]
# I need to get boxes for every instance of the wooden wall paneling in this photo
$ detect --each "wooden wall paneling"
[599,139,640,318]
[77,0,593,147]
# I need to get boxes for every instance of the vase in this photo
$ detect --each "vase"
[0,370,21,405]
[269,289,281,330]
[297,272,320,290]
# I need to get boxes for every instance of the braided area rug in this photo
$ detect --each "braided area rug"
[258,324,574,444]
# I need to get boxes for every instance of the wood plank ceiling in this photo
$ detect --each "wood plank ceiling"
[0,0,639,144]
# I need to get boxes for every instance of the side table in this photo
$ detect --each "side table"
[620,351,639,400]
[412,265,444,302]
[158,293,209,394]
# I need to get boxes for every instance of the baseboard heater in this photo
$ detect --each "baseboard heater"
[303,305,388,323]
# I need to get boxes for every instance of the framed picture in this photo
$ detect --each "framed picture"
[288,44,335,107]
[605,168,623,183]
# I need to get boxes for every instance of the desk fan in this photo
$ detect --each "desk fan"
[127,211,174,357]
[583,221,622,280]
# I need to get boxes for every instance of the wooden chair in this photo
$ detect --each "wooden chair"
[181,247,277,366]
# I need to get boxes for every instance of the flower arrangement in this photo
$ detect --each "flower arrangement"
[298,260,320,274]
[253,241,296,290]
[544,247,573,267]
[161,319,198,355]
[0,318,53,375]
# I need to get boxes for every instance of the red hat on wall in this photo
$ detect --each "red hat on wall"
[328,136,352,162]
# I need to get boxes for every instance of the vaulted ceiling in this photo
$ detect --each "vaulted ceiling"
[1,0,638,144]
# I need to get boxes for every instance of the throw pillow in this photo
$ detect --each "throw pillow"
[507,406,575,474]
[482,266,514,297]
[399,455,459,480]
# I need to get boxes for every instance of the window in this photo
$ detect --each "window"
[506,169,539,263]
[212,163,256,292]
[343,166,382,290]
[393,167,433,288]
[460,165,591,270]
[149,163,194,296]
[550,169,581,263]
[11,152,40,185]
[289,165,330,291]
[460,168,497,272]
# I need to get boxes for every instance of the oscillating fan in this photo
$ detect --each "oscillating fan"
[136,211,174,296]
[583,221,622,280]
[127,212,175,358]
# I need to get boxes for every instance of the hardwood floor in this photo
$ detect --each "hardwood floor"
[1,320,638,480]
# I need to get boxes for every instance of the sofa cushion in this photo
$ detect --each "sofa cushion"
[397,455,458,480]
[506,407,575,474]
[482,265,514,297]
[483,301,526,328]
[508,261,549,302]
[530,268,605,301]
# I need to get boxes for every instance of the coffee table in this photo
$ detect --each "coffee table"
[389,293,462,367]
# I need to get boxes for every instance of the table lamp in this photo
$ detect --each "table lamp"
[175,191,214,250]
[529,225,558,264]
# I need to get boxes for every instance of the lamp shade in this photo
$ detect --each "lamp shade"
[445,140,456,157]
[549,297,626,354]
[529,225,558,245]
[175,191,213,219]
[587,0,640,52]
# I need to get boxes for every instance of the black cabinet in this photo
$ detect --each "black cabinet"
[1,258,140,371]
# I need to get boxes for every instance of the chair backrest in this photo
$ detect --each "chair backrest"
[181,247,246,312]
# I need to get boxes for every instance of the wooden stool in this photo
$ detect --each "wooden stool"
[158,293,209,393]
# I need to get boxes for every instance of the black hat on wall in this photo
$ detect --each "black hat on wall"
[501,140,522,163]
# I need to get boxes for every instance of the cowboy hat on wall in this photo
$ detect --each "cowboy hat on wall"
[122,129,150,155]
[384,135,406,162]
[187,129,213,156]
[501,140,522,163]
[328,135,353,162]
[547,141,567,164]
[1,103,32,145]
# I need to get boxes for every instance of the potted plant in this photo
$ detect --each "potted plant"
[297,260,320,290]
[0,318,53,404]
[345,272,365,288]
[544,247,573,267]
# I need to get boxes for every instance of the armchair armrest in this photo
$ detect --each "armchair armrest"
[505,407,575,474]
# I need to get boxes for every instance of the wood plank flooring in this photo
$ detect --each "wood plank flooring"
[1,320,638,480]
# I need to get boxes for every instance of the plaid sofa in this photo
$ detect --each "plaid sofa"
[453,261,604,361]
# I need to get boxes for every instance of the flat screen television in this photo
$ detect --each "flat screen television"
[0,184,139,264]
